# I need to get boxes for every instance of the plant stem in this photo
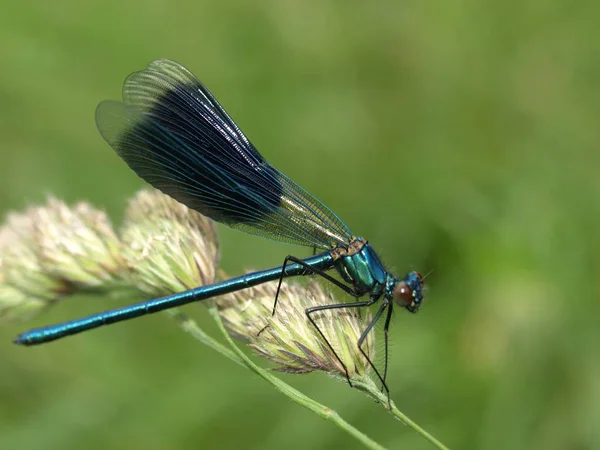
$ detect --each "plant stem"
[353,377,450,450]
[208,307,387,450]
[172,309,449,450]
[168,309,243,366]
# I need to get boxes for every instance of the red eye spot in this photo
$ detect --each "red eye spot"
[393,281,413,306]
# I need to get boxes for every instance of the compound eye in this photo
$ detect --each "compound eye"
[393,281,413,307]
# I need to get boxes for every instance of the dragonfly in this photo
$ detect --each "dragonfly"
[14,59,424,396]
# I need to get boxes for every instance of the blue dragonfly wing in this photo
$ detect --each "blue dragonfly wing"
[96,59,352,249]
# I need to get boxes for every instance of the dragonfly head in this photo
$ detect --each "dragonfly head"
[392,271,424,313]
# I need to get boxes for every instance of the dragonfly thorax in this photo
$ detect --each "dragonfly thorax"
[332,238,388,297]
[330,238,425,312]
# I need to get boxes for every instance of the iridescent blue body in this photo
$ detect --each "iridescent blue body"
[15,252,334,344]
[13,59,425,397]
[334,238,387,295]
[15,241,423,345]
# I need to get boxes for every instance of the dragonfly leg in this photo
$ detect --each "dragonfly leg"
[272,255,358,317]
[381,301,394,394]
[305,296,380,387]
[357,300,393,407]
[258,255,359,337]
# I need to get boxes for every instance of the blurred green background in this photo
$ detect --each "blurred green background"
[1,0,600,449]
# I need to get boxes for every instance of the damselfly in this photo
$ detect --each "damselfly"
[14,60,425,396]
